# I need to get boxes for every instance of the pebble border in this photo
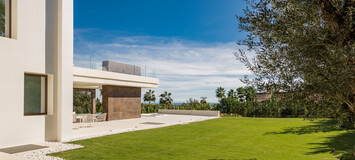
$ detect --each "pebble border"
[14,142,83,160]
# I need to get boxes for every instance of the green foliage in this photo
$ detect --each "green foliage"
[96,98,102,113]
[220,97,241,114]
[236,0,355,128]
[143,89,156,104]
[227,89,237,98]
[187,98,199,105]
[141,104,158,113]
[200,97,207,104]
[141,102,215,114]
[220,87,258,116]
[216,86,352,124]
[180,102,212,110]
[159,91,173,105]
[215,87,226,101]
[73,91,92,114]
[259,97,281,117]
[236,87,244,101]
[217,86,326,118]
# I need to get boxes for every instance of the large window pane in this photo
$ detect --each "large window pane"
[24,74,47,115]
[0,0,10,37]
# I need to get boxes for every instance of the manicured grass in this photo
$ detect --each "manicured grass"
[51,117,355,160]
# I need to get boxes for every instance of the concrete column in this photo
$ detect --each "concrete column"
[102,86,141,121]
[45,0,73,142]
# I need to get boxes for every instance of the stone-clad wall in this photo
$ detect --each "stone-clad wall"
[102,86,141,120]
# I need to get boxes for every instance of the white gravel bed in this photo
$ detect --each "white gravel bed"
[14,142,83,160]
[12,114,218,160]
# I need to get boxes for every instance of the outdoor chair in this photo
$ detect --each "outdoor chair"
[73,114,77,123]
[81,114,95,127]
[95,113,107,122]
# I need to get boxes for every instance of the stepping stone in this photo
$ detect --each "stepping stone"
[0,144,47,154]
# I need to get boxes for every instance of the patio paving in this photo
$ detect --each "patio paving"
[70,113,219,141]
[0,114,218,160]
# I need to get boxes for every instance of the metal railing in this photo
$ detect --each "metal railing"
[75,60,156,78]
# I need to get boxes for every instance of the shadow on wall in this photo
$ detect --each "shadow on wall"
[265,120,355,160]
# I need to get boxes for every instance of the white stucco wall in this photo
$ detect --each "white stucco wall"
[0,0,73,148]
[57,0,74,142]
[45,0,73,142]
[0,0,47,148]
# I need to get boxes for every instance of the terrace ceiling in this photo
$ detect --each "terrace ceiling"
[73,67,159,89]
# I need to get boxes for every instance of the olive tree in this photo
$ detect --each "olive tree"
[236,0,354,127]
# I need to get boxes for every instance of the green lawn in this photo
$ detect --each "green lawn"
[51,117,355,160]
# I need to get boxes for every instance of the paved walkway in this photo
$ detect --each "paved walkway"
[0,114,218,160]
[71,113,218,141]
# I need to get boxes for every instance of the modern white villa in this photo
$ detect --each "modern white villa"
[0,0,159,149]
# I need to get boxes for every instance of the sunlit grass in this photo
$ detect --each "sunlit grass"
[51,117,355,160]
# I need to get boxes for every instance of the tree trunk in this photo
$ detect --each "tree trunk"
[351,89,355,128]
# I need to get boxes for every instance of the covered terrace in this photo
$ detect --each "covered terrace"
[73,66,159,122]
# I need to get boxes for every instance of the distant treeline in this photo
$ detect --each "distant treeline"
[142,86,344,121]
[141,102,217,114]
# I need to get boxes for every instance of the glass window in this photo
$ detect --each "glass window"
[0,0,10,38]
[24,74,47,115]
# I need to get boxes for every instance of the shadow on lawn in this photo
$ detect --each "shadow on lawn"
[265,120,342,135]
[265,120,355,159]
[308,131,355,160]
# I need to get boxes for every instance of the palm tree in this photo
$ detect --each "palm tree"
[244,86,256,102]
[237,87,245,102]
[215,87,226,101]
[187,98,199,105]
[159,91,173,105]
[143,89,156,104]
[227,89,237,98]
[200,97,207,104]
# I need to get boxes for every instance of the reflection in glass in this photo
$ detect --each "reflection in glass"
[24,75,47,115]
[0,0,8,37]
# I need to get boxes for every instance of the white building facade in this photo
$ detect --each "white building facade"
[0,0,158,148]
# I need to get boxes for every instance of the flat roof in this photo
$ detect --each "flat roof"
[73,67,159,89]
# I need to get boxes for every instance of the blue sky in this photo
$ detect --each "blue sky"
[74,0,252,103]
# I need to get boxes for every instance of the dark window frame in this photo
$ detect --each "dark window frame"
[24,73,48,116]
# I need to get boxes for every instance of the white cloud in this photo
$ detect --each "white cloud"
[74,34,254,103]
